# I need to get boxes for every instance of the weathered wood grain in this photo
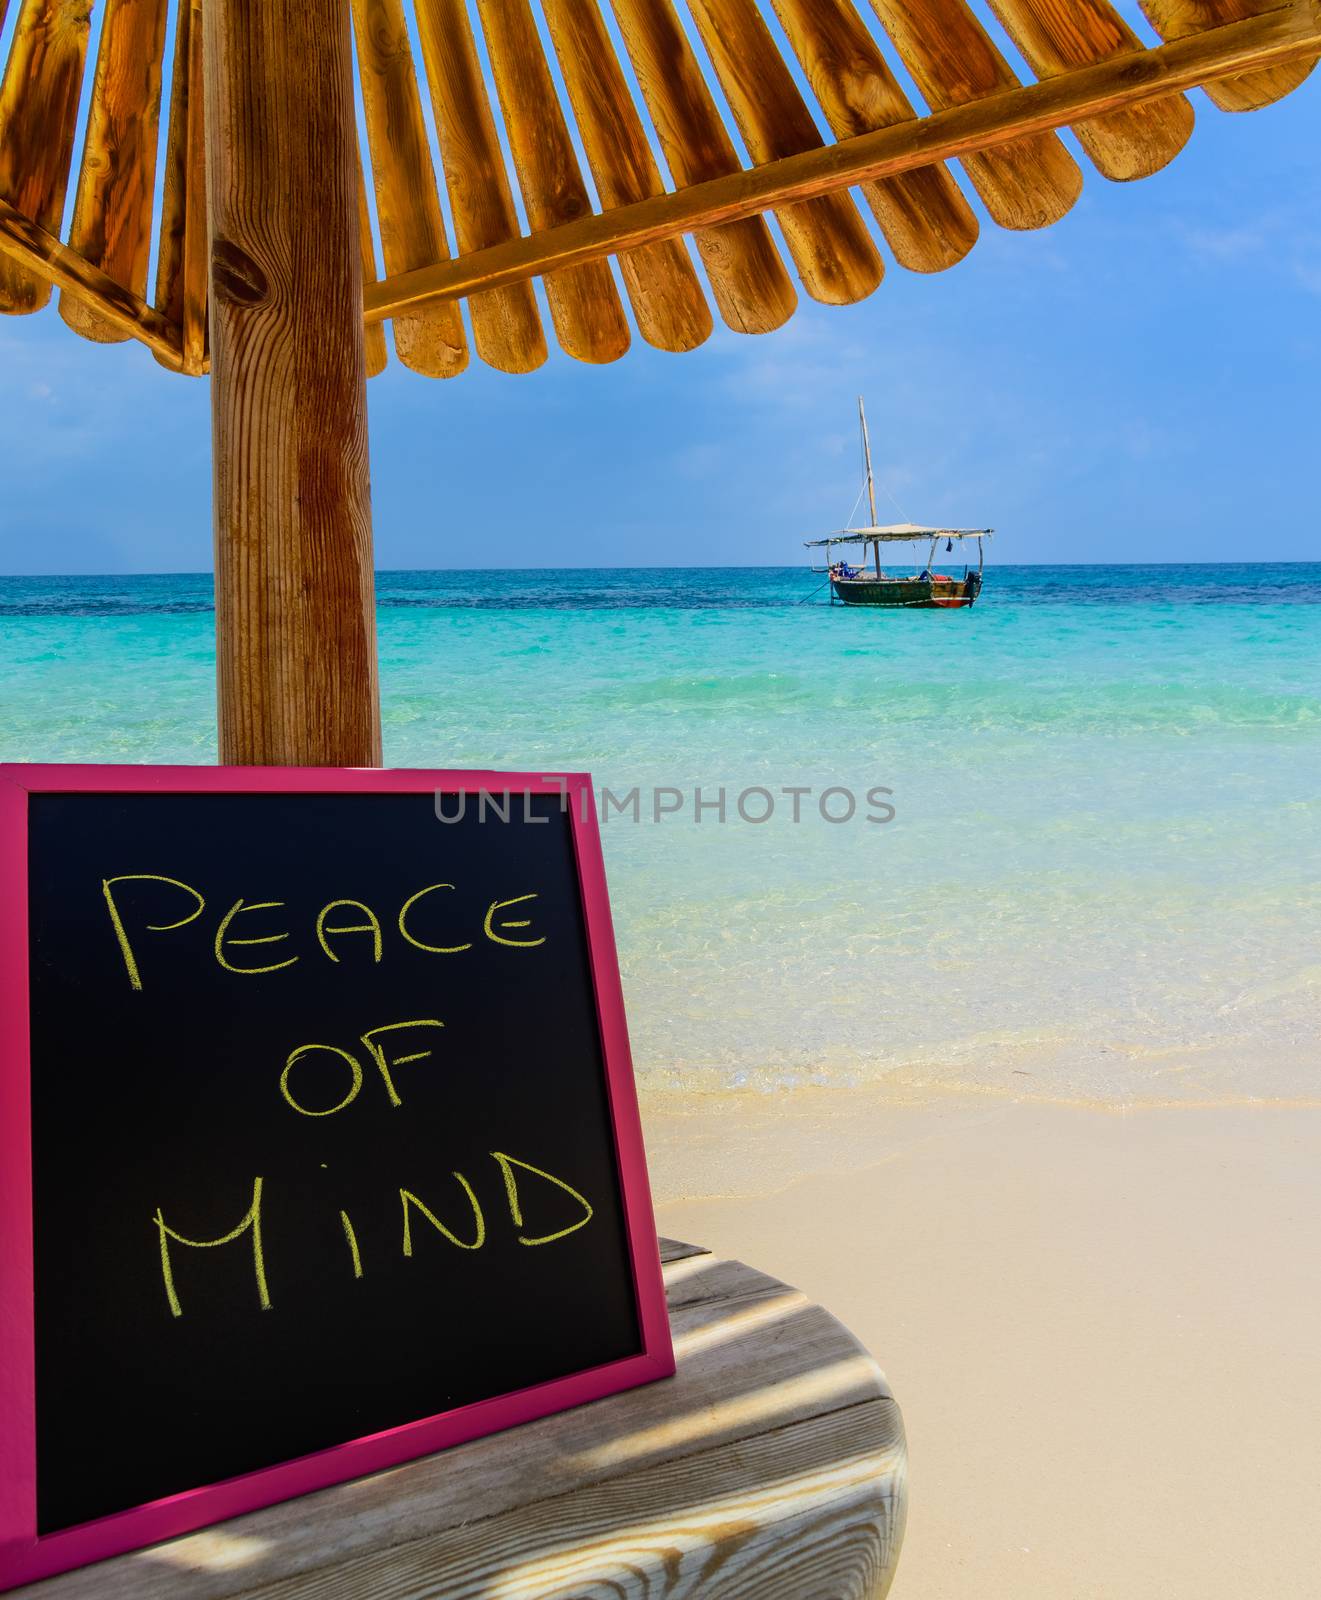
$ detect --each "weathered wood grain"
[685,0,882,305]
[153,0,192,350]
[767,0,978,272]
[476,0,631,363]
[658,1236,711,1263]
[988,0,1194,180]
[866,0,1082,228]
[0,194,181,362]
[205,0,381,766]
[227,1401,906,1600]
[1141,0,1317,108]
[178,0,207,376]
[413,0,546,373]
[59,0,169,341]
[610,0,797,334]
[15,1245,905,1600]
[367,2,1321,322]
[350,0,467,377]
[541,0,713,352]
[0,0,93,314]
[358,159,389,378]
[153,0,207,374]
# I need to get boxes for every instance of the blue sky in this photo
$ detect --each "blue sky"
[0,54,1317,573]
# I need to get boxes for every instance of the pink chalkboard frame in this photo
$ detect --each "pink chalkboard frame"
[0,763,673,1590]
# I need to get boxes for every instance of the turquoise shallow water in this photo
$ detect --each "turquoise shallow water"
[3,564,1319,1102]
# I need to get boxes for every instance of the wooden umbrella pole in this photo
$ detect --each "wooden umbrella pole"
[204,0,381,766]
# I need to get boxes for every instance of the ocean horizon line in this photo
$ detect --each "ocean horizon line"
[4,559,1321,581]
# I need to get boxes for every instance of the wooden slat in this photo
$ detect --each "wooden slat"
[367,1,1321,321]
[659,1237,711,1262]
[541,0,712,351]
[988,0,1194,180]
[0,194,182,362]
[0,0,92,314]
[413,0,546,373]
[866,0,1082,228]
[153,0,191,346]
[767,0,977,273]
[153,0,207,375]
[1141,0,1317,108]
[358,160,389,378]
[179,0,207,376]
[59,0,169,341]
[475,0,630,364]
[685,0,882,305]
[350,0,467,377]
[610,0,797,334]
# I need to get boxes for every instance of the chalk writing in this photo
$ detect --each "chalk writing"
[101,876,548,988]
[316,900,384,963]
[101,874,206,991]
[340,1211,364,1279]
[214,900,299,976]
[400,1175,486,1255]
[154,1177,270,1318]
[152,1155,594,1320]
[397,883,472,954]
[280,1043,364,1117]
[494,1151,594,1245]
[360,1020,445,1108]
[484,894,546,948]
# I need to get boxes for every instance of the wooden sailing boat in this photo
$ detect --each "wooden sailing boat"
[805,400,992,608]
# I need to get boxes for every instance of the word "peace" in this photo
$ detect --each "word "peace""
[100,875,546,991]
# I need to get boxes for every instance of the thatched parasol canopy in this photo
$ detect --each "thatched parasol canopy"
[1,0,1316,766]
[2,0,1316,376]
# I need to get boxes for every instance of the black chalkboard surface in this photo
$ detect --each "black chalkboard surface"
[0,767,670,1586]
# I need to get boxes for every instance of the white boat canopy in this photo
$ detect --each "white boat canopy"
[804,525,994,546]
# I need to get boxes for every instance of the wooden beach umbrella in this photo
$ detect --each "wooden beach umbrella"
[0,0,1316,767]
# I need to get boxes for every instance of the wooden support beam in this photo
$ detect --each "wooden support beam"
[0,195,183,363]
[366,0,1321,322]
[205,0,381,766]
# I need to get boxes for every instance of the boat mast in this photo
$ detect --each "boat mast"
[858,396,879,579]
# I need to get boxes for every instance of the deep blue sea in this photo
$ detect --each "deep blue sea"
[3,564,1319,1102]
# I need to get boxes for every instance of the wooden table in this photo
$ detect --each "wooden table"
[19,1240,907,1599]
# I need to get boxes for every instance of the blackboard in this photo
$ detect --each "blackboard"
[0,766,671,1589]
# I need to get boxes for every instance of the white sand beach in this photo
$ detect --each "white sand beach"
[647,1087,1321,1600]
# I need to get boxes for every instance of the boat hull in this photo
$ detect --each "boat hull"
[831,572,982,608]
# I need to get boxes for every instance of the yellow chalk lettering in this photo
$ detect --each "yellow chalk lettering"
[397,883,472,954]
[359,1019,444,1108]
[483,893,546,949]
[492,1152,594,1246]
[280,1043,363,1116]
[154,1176,269,1317]
[400,1174,485,1253]
[340,1210,364,1278]
[101,874,205,991]
[315,899,383,963]
[214,899,298,975]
